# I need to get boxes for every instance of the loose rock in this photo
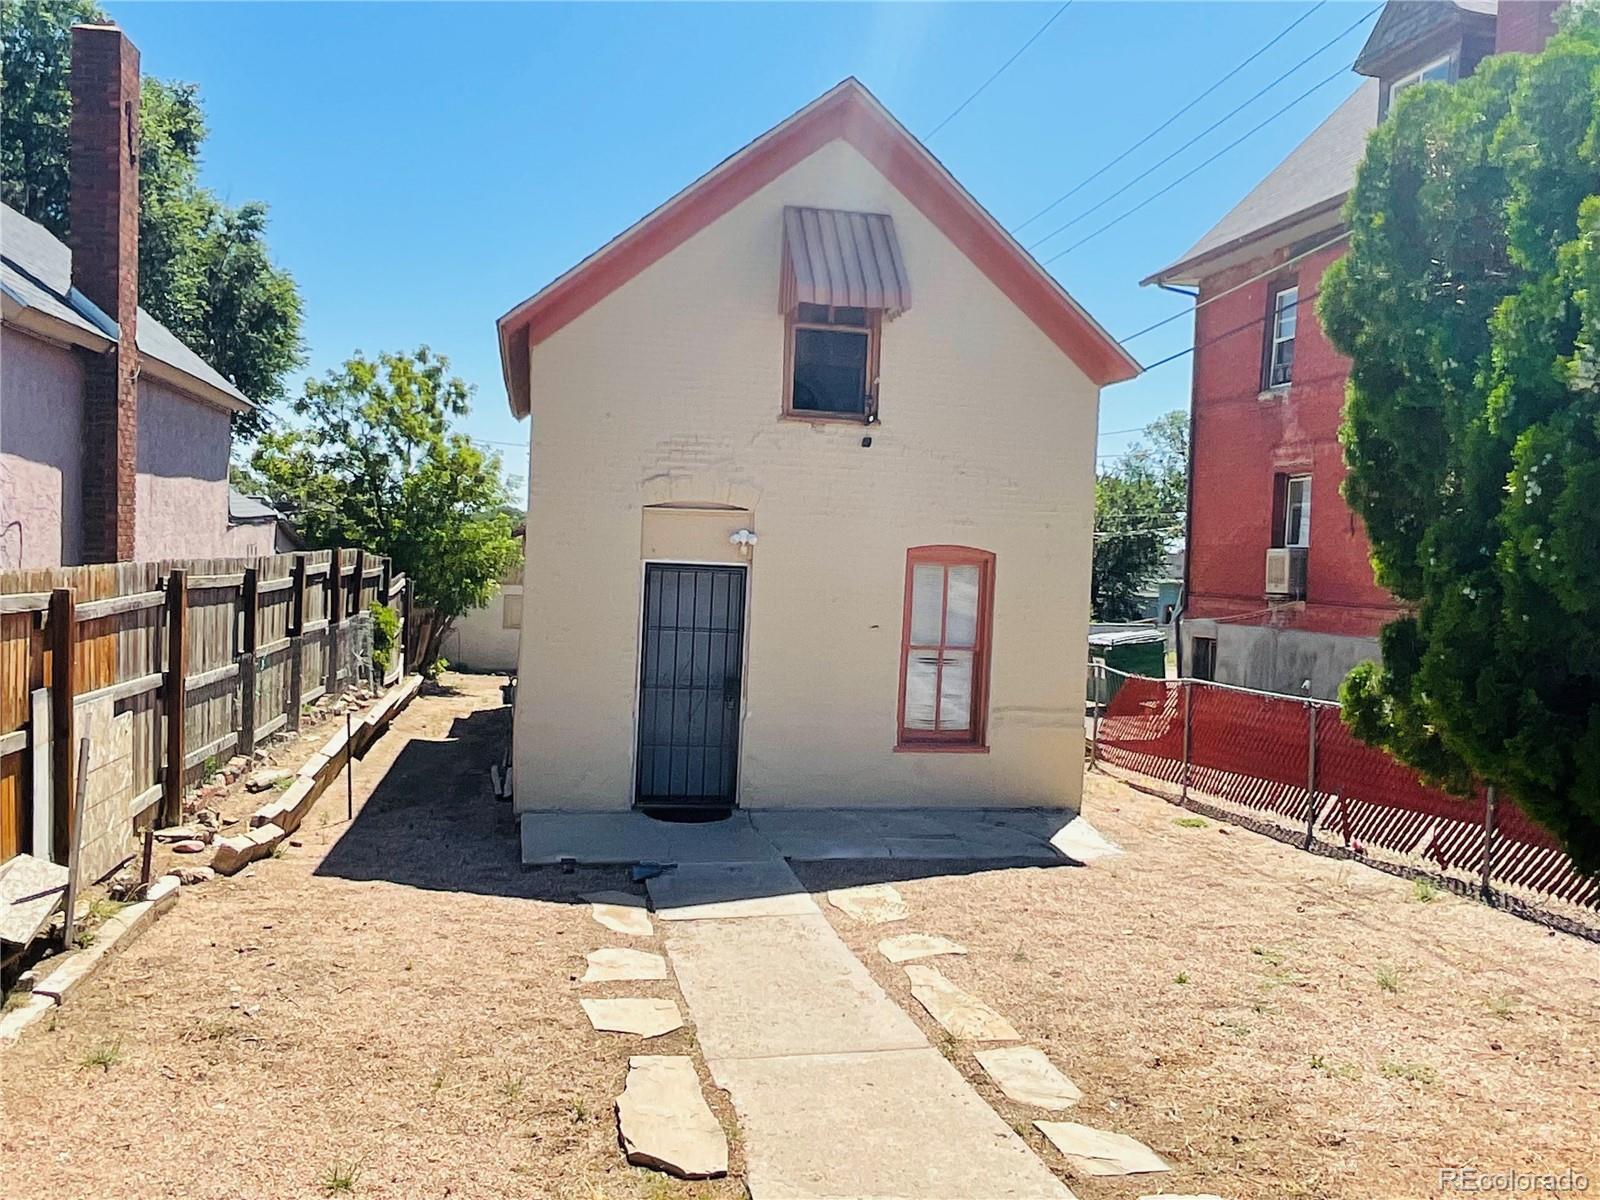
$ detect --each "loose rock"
[245,768,294,793]
[170,839,207,854]
[172,866,215,886]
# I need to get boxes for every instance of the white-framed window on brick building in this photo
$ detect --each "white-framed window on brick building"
[1265,282,1298,388]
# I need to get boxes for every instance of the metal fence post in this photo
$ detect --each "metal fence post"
[1481,785,1499,902]
[1303,700,1319,849]
[1089,659,1103,770]
[162,569,189,825]
[238,566,259,756]
[1180,680,1193,802]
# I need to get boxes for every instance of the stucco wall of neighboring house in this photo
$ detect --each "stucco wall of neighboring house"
[0,326,85,567]
[514,139,1101,811]
[134,375,234,561]
[217,520,283,559]
[1181,617,1379,701]
[445,584,523,673]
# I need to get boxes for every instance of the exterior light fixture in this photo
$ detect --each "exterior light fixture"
[729,529,758,557]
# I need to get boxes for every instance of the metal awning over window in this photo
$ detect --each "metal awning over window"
[780,207,912,319]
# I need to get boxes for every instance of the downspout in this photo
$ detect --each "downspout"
[1159,281,1199,677]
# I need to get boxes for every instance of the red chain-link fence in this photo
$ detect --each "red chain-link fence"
[1093,669,1598,915]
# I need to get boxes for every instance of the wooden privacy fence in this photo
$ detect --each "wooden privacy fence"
[1091,666,1599,921]
[0,550,410,878]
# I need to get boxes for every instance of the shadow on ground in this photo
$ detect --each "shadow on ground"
[315,694,1094,904]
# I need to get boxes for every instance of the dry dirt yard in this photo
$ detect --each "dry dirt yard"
[0,672,742,1200]
[798,771,1600,1200]
[4,675,1596,1200]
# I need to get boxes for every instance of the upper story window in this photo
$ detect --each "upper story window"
[780,206,912,423]
[1265,283,1298,389]
[788,303,879,418]
[1388,54,1452,105]
[1283,474,1311,548]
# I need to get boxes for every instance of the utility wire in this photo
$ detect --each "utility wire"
[1141,288,1319,374]
[1040,63,1354,264]
[924,2,1075,140]
[1027,3,1380,254]
[1118,228,1351,343]
[1011,0,1328,235]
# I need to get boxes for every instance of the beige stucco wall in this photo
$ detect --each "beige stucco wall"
[514,139,1100,811]
[445,583,524,673]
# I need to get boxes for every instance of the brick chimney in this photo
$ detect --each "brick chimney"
[70,23,140,563]
[1495,1,1564,56]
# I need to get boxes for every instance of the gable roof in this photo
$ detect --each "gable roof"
[0,202,252,413]
[1143,80,1379,287]
[1354,0,1497,76]
[496,78,1139,417]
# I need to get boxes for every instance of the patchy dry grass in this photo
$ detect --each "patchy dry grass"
[796,771,1600,1200]
[0,675,742,1200]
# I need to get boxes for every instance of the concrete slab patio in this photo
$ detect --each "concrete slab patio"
[521,807,1078,867]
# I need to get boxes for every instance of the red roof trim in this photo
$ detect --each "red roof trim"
[497,80,1138,416]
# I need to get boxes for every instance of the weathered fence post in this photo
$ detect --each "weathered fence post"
[238,565,259,757]
[1303,700,1319,849]
[353,548,367,614]
[1180,679,1193,803]
[288,553,307,733]
[327,548,344,697]
[48,587,76,863]
[163,569,189,825]
[1481,785,1499,903]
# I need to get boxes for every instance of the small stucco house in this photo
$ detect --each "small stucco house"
[496,79,1137,815]
[1,24,263,569]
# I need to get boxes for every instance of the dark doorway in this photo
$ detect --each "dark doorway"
[635,563,746,812]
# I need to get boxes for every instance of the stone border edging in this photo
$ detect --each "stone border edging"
[212,674,424,875]
[1,875,181,1047]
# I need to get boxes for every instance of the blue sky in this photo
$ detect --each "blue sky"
[102,0,1375,484]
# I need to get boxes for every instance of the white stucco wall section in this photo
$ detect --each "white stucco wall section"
[446,584,524,673]
[515,138,1100,810]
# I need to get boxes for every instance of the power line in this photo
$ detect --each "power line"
[1141,287,1319,374]
[1039,62,1355,264]
[1011,1,1328,235]
[1027,3,1380,254]
[1118,228,1351,343]
[924,2,1075,140]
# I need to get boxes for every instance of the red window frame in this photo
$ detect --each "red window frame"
[895,546,996,752]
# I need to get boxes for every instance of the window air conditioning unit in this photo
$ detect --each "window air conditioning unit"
[1265,547,1308,599]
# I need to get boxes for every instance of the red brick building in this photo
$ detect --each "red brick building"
[1145,0,1562,698]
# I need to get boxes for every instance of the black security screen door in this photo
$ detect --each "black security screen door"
[636,564,746,810]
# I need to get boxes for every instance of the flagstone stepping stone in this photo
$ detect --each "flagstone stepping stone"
[581,890,653,937]
[580,998,683,1038]
[878,932,966,964]
[1034,1121,1170,1176]
[583,948,669,983]
[974,1045,1083,1109]
[616,1055,728,1179]
[1049,816,1124,865]
[904,964,1020,1042]
[827,883,909,924]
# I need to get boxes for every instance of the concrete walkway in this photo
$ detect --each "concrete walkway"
[647,859,1075,1200]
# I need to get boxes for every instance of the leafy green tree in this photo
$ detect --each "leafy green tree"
[1092,410,1187,621]
[1,0,302,434]
[247,348,523,673]
[1319,8,1600,870]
